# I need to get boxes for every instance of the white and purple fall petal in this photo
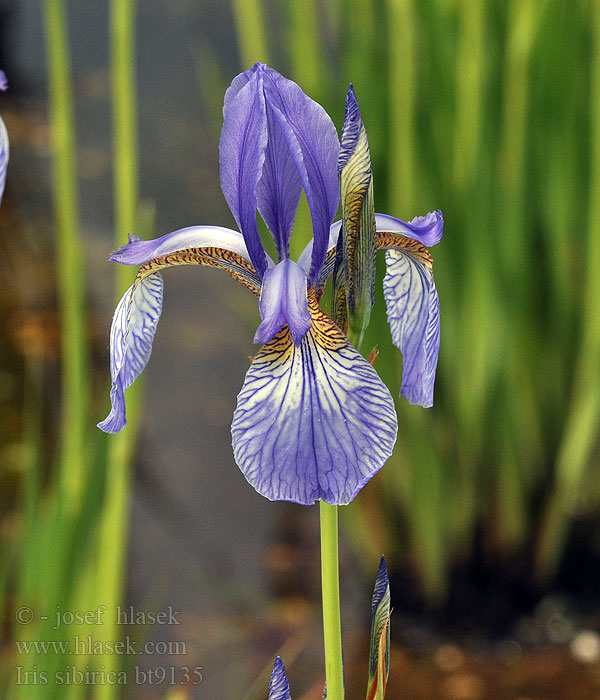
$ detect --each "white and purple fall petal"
[98,227,265,432]
[97,273,163,433]
[378,233,440,408]
[232,291,397,506]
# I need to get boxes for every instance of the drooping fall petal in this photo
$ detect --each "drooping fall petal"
[98,238,264,434]
[232,291,398,505]
[379,234,440,407]
[98,273,164,433]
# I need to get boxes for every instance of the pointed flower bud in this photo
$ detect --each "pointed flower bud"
[366,556,391,700]
[333,85,377,348]
[268,656,291,700]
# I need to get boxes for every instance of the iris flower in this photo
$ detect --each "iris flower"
[98,63,442,506]
[0,70,8,206]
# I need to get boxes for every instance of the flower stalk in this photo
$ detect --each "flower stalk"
[320,500,344,700]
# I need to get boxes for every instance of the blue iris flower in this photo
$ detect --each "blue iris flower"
[0,70,9,206]
[98,63,443,506]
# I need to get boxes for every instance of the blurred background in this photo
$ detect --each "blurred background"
[1,0,600,698]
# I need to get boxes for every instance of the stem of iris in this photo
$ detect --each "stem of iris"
[320,500,344,699]
[319,325,364,700]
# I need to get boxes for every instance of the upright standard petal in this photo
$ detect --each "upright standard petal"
[260,65,340,283]
[254,259,311,345]
[232,291,398,505]
[98,273,164,433]
[268,657,292,700]
[333,85,376,343]
[379,233,440,407]
[228,65,304,260]
[257,90,303,260]
[220,69,269,277]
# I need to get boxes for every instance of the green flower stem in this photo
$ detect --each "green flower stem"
[320,500,344,700]
[319,325,365,699]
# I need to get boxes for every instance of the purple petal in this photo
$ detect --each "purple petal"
[375,211,443,247]
[254,259,311,345]
[219,69,269,277]
[297,221,341,274]
[260,66,340,284]
[0,115,7,206]
[383,248,440,407]
[109,225,261,266]
[257,91,303,260]
[371,555,390,615]
[97,273,163,432]
[232,296,398,505]
[338,84,363,170]
[0,70,7,91]
[269,657,291,700]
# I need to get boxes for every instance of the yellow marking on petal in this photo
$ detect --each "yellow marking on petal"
[253,288,347,369]
[135,246,261,296]
[308,288,347,352]
[376,232,434,270]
